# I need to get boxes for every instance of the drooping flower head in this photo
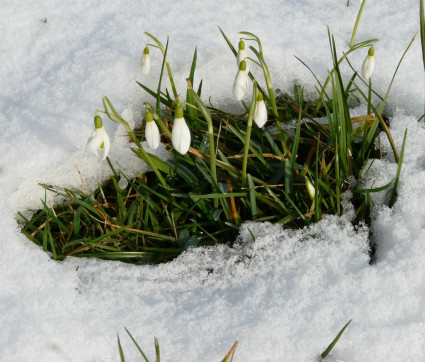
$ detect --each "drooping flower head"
[172,105,191,155]
[237,39,249,72]
[305,177,315,200]
[254,91,268,128]
[86,115,110,161]
[141,46,150,75]
[144,111,160,149]
[361,46,375,80]
[233,60,248,101]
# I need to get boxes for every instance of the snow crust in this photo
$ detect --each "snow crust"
[0,0,424,361]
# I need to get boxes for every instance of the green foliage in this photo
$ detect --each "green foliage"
[320,320,352,359]
[117,330,238,362]
[420,0,425,70]
[20,12,411,264]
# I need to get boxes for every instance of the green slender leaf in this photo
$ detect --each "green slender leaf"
[354,179,394,193]
[156,37,169,110]
[73,205,84,236]
[378,31,418,115]
[186,47,198,118]
[136,82,170,107]
[154,338,160,362]
[248,174,258,218]
[124,328,149,362]
[321,320,352,359]
[389,129,407,207]
[421,0,425,70]
[117,334,125,362]
[41,199,69,235]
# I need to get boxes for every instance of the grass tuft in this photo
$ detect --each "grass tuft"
[19,3,415,264]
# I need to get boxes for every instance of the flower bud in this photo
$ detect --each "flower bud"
[144,111,160,149]
[361,47,375,80]
[141,46,150,75]
[254,92,268,128]
[172,106,191,154]
[86,115,110,161]
[305,177,315,200]
[237,39,249,72]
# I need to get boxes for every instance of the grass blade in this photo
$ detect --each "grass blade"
[156,37,170,110]
[222,340,239,362]
[389,129,407,207]
[186,47,198,118]
[321,319,352,359]
[247,174,258,218]
[154,337,160,362]
[125,328,149,362]
[378,31,418,115]
[117,334,126,362]
[421,0,425,70]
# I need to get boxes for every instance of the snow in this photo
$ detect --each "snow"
[0,0,424,361]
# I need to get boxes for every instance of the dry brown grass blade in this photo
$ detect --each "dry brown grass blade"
[227,179,239,225]
[227,153,286,162]
[320,113,375,130]
[222,340,239,362]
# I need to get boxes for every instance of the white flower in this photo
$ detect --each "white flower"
[236,39,249,72]
[145,111,160,149]
[233,60,248,101]
[361,47,375,80]
[172,106,191,154]
[86,116,110,161]
[254,92,268,128]
[141,46,150,75]
[305,177,315,200]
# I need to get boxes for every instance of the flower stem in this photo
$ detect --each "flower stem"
[102,96,167,186]
[187,88,218,207]
[145,32,178,99]
[242,81,258,188]
[367,78,372,114]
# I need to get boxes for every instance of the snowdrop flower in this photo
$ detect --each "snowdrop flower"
[305,177,315,200]
[254,92,268,128]
[144,111,160,149]
[172,105,191,154]
[141,46,150,75]
[361,47,375,80]
[86,115,110,161]
[233,60,248,101]
[236,39,249,72]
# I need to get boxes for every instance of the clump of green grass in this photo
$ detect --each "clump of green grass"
[117,330,239,362]
[116,320,351,361]
[19,1,417,264]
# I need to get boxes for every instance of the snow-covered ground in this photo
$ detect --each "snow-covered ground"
[1,0,424,360]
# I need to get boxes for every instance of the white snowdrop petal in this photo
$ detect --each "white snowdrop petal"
[145,121,160,149]
[361,55,375,80]
[172,117,191,154]
[141,53,150,75]
[86,127,110,161]
[233,70,248,101]
[254,100,268,128]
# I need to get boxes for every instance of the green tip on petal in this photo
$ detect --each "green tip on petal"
[94,115,103,129]
[238,39,245,50]
[175,105,184,118]
[368,47,374,56]
[239,60,247,71]
[145,111,154,122]
[256,92,263,102]
[143,46,149,54]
